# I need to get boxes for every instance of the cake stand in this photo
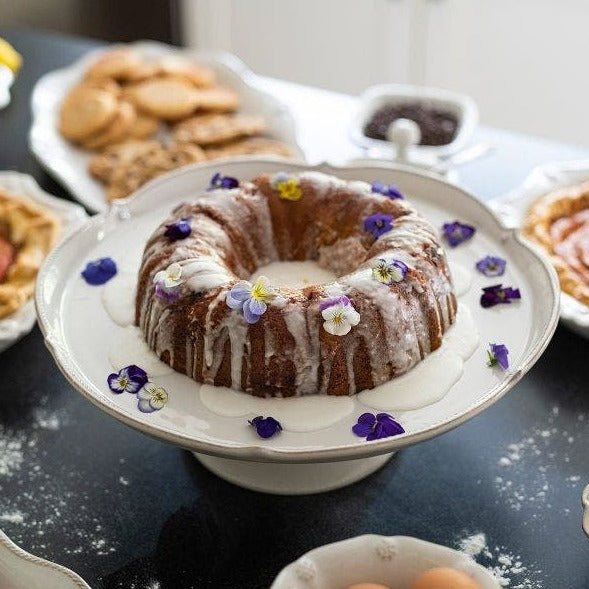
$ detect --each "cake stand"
[35,159,559,494]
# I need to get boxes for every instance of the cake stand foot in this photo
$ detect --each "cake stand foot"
[192,452,395,495]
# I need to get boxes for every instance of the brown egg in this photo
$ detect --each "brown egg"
[345,584,391,589]
[409,567,483,589]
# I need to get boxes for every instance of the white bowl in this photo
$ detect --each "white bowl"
[489,159,589,339]
[350,83,479,161]
[0,172,87,353]
[29,41,305,213]
[270,534,500,589]
[0,529,91,589]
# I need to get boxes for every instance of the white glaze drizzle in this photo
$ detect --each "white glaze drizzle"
[101,270,137,327]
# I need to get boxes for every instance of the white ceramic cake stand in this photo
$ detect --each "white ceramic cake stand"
[35,159,559,494]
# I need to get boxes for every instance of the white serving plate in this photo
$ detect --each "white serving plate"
[35,160,558,493]
[270,534,500,589]
[489,159,589,339]
[0,172,86,353]
[349,83,479,162]
[29,41,304,213]
[0,529,91,589]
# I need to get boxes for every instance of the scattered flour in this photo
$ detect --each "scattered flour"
[457,532,542,588]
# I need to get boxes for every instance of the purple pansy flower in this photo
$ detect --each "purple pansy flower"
[319,295,360,336]
[480,284,521,308]
[164,217,192,241]
[81,257,117,285]
[153,262,183,302]
[107,365,148,394]
[208,172,239,191]
[249,416,282,439]
[352,412,405,441]
[371,181,404,200]
[476,255,507,277]
[442,220,476,247]
[137,384,168,413]
[371,258,408,284]
[487,343,509,370]
[226,276,276,324]
[364,212,394,238]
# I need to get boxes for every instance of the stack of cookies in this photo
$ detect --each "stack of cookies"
[58,47,296,202]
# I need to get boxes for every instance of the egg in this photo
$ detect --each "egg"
[345,585,391,589]
[409,566,483,589]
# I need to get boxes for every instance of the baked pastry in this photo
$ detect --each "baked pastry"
[0,191,61,318]
[523,181,589,305]
[136,171,456,397]
[173,113,266,146]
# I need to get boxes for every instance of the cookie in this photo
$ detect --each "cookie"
[204,137,296,160]
[173,113,266,146]
[85,48,143,81]
[128,113,160,139]
[81,100,137,150]
[88,139,161,183]
[127,77,198,120]
[193,86,240,112]
[106,143,206,201]
[80,77,122,98]
[59,86,118,142]
[156,55,216,88]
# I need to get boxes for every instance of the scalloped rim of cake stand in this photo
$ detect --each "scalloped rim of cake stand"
[35,158,560,476]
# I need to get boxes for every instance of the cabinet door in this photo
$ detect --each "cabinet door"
[181,0,414,94]
[423,0,589,144]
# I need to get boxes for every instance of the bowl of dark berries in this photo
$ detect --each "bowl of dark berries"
[350,83,478,161]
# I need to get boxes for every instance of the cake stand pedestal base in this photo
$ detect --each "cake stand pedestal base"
[193,452,395,495]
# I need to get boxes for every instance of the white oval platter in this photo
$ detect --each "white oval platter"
[35,159,558,467]
[489,159,589,338]
[29,41,304,213]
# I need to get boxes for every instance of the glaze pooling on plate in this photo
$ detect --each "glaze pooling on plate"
[35,161,558,463]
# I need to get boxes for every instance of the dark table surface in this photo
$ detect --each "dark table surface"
[0,26,588,589]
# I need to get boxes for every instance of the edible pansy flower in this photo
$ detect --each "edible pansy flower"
[476,255,507,277]
[320,295,360,336]
[226,275,276,324]
[107,365,148,394]
[487,343,509,370]
[248,415,282,439]
[137,384,169,413]
[271,172,302,201]
[164,217,192,241]
[371,258,408,284]
[352,412,404,441]
[480,284,521,308]
[81,257,117,285]
[208,172,239,191]
[153,262,183,302]
[371,181,404,200]
[364,212,394,238]
[442,220,476,247]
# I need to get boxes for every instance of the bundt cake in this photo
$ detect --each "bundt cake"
[135,171,457,397]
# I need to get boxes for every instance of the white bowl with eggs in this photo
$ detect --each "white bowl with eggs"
[269,534,500,589]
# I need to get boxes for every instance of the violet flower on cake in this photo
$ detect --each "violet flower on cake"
[249,415,282,439]
[371,180,404,200]
[442,220,476,247]
[371,258,408,284]
[271,172,302,201]
[480,284,521,308]
[364,212,394,238]
[226,276,277,324]
[476,255,506,277]
[153,262,183,302]
[208,172,239,191]
[487,343,509,370]
[137,384,168,413]
[164,217,192,241]
[107,365,148,394]
[352,412,405,441]
[320,295,360,336]
[81,257,117,285]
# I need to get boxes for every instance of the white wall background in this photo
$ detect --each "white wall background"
[181,0,589,147]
